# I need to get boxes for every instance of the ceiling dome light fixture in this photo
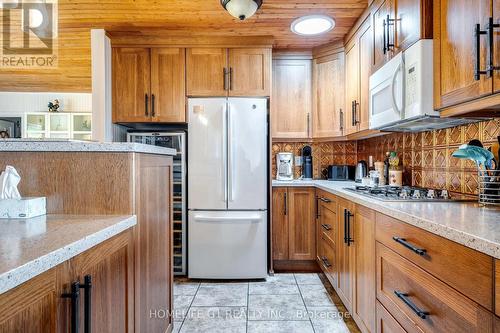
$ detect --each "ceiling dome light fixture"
[291,15,336,36]
[221,0,263,21]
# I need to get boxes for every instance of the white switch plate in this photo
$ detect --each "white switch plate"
[294,156,302,166]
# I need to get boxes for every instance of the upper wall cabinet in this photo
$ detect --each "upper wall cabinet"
[272,58,312,139]
[434,0,500,115]
[187,47,271,97]
[371,0,432,71]
[313,51,345,138]
[345,18,372,135]
[113,47,186,123]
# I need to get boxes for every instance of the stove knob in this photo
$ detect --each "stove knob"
[400,189,409,199]
[427,189,435,199]
[413,190,421,199]
[441,190,449,199]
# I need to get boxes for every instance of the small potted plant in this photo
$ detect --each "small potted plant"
[48,99,60,112]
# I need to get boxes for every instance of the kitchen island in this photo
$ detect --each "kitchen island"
[0,140,175,333]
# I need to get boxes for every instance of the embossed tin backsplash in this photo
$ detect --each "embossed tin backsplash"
[273,119,500,196]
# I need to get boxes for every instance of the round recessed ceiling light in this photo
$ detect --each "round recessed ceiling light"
[291,15,335,36]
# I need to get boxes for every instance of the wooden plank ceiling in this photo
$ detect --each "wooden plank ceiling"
[0,0,367,92]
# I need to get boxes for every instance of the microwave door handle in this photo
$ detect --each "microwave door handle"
[391,61,404,116]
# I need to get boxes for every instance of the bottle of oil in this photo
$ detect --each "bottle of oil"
[383,152,390,186]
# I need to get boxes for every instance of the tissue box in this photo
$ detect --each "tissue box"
[0,197,46,219]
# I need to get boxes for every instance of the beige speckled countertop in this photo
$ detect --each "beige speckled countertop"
[273,180,500,259]
[0,139,176,156]
[0,214,136,294]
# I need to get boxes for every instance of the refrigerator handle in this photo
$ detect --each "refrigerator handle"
[228,102,233,202]
[222,103,228,203]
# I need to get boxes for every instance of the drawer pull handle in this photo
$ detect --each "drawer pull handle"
[393,237,426,256]
[320,197,332,203]
[321,257,332,268]
[394,291,429,319]
[321,224,332,231]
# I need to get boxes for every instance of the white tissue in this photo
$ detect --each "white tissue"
[0,166,21,199]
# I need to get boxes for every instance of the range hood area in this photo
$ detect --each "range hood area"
[377,115,488,132]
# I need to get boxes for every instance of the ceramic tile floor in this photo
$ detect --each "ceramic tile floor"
[172,273,360,333]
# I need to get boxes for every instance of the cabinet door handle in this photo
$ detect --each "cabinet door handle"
[151,94,156,118]
[386,15,395,52]
[320,197,332,203]
[80,275,92,333]
[343,209,348,244]
[321,224,332,231]
[284,192,287,216]
[346,210,354,246]
[62,282,80,333]
[394,291,430,319]
[145,94,149,117]
[223,68,229,91]
[229,67,234,91]
[307,113,311,137]
[351,101,355,127]
[475,23,488,80]
[354,101,359,125]
[339,108,344,131]
[316,196,320,219]
[392,237,427,256]
[487,17,500,77]
[383,19,387,54]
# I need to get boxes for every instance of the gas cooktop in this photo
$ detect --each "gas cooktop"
[344,185,475,202]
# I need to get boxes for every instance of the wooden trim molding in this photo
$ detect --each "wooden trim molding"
[440,94,500,117]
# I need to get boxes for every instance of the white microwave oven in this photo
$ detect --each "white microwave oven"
[369,40,482,132]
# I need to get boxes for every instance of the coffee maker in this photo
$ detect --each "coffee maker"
[276,153,294,180]
[301,146,313,180]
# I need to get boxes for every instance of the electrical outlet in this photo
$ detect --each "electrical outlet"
[295,156,302,166]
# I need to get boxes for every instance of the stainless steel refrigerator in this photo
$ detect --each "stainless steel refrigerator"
[188,98,268,279]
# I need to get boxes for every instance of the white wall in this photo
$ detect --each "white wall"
[0,92,91,116]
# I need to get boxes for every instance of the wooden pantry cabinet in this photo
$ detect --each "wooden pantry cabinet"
[272,187,316,264]
[434,0,500,115]
[187,47,271,97]
[271,58,312,139]
[0,231,134,333]
[371,0,433,71]
[113,47,186,123]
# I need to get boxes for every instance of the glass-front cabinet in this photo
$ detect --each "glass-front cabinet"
[24,112,92,140]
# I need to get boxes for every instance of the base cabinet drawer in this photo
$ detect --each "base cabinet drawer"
[376,213,493,310]
[318,236,336,286]
[377,242,493,333]
[376,301,406,333]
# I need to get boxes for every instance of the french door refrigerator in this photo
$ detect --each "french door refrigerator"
[188,98,268,279]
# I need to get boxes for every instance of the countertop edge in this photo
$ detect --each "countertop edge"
[0,215,137,295]
[0,141,177,156]
[273,180,500,259]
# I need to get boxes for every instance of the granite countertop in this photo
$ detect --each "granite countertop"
[0,139,176,156]
[273,179,500,259]
[0,214,136,295]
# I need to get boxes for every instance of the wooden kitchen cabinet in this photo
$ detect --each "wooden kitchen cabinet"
[151,48,186,122]
[434,0,496,113]
[312,51,345,138]
[187,48,227,96]
[376,301,406,333]
[316,190,339,287]
[337,197,355,313]
[272,59,312,139]
[113,47,186,123]
[371,0,432,71]
[112,48,151,123]
[272,187,289,260]
[345,18,372,135]
[187,47,271,97]
[0,231,133,333]
[272,187,316,263]
[0,269,57,333]
[352,205,376,333]
[228,48,271,96]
